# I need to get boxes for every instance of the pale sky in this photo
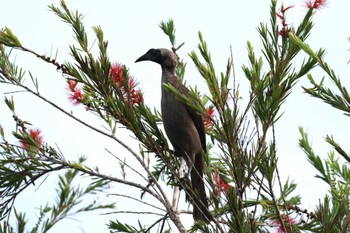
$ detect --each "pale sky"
[2,0,350,232]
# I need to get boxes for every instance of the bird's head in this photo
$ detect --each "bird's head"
[135,48,178,70]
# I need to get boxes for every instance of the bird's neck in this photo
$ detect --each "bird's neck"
[161,68,176,84]
[161,68,177,99]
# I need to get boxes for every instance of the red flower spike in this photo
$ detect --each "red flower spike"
[276,4,294,37]
[204,106,215,129]
[110,63,125,87]
[213,173,230,196]
[276,12,284,21]
[68,88,83,105]
[109,63,144,105]
[278,28,287,36]
[66,80,84,105]
[29,129,43,145]
[282,5,294,12]
[20,128,44,150]
[274,215,296,233]
[306,0,327,9]
[67,80,78,91]
[129,89,143,105]
[128,77,138,90]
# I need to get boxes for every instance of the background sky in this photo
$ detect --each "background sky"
[2,0,350,232]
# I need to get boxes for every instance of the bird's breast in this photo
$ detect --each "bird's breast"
[161,90,202,155]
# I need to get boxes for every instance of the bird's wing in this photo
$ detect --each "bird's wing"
[168,76,206,152]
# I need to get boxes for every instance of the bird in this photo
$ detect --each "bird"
[136,48,212,222]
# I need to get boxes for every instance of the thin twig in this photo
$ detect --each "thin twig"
[145,214,169,233]
[105,148,148,182]
[273,124,289,214]
[269,124,288,233]
[107,193,165,212]
[104,210,164,216]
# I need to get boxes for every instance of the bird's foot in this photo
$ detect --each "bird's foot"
[179,176,189,190]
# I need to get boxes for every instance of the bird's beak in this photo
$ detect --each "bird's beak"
[135,52,151,63]
[135,49,162,64]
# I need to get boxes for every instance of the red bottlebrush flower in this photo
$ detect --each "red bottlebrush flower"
[68,87,83,105]
[276,5,294,36]
[129,89,144,105]
[66,80,84,105]
[67,80,78,91]
[124,78,143,105]
[29,129,43,145]
[274,215,296,233]
[276,12,285,21]
[204,106,215,129]
[276,4,294,24]
[110,63,143,105]
[282,5,294,12]
[278,27,287,36]
[276,5,294,37]
[110,63,125,87]
[306,0,327,9]
[213,173,230,196]
[128,77,138,90]
[20,128,44,150]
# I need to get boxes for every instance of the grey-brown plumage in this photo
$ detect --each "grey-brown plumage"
[136,48,211,222]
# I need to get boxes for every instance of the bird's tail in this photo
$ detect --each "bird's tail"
[191,153,212,223]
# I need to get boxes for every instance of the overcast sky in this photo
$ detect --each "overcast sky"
[2,0,350,232]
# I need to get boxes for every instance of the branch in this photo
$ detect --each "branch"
[107,193,165,212]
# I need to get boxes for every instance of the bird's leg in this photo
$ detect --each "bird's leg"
[179,156,191,190]
[178,158,186,191]
[180,166,191,185]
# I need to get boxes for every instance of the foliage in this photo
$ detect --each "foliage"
[0,0,349,232]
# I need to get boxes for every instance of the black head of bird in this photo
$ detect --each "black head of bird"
[135,48,178,71]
